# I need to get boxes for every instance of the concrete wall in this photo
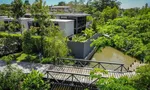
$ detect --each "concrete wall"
[67,33,100,59]
[65,21,74,36]
[20,18,31,32]
[58,21,74,37]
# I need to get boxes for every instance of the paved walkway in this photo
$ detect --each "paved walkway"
[0,60,50,73]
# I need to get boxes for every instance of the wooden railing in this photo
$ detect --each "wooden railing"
[46,70,98,89]
[54,58,130,72]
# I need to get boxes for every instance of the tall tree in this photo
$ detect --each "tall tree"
[89,0,120,12]
[10,0,26,33]
[11,0,26,19]
[58,1,66,6]
[30,0,69,60]
[0,4,12,16]
[22,31,33,54]
[24,0,30,5]
[31,0,51,55]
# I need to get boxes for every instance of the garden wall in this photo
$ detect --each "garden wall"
[67,33,100,59]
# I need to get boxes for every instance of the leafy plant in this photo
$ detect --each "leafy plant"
[131,64,150,90]
[0,65,25,90]
[41,57,53,64]
[92,13,150,62]
[72,28,95,42]
[21,70,50,90]
[22,31,33,54]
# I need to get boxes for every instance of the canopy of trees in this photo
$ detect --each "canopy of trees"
[90,64,150,90]
[0,65,49,90]
[58,1,66,6]
[0,0,150,90]
[0,0,69,63]
[92,5,150,63]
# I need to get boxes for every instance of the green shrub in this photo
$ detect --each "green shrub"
[0,32,21,38]
[72,35,87,42]
[41,57,53,64]
[86,16,93,22]
[72,28,95,42]
[21,70,50,90]
[16,53,37,62]
[0,21,5,31]
[0,65,25,90]
[25,54,37,62]
[16,53,28,62]
[1,52,21,60]
[0,32,22,56]
[1,55,13,63]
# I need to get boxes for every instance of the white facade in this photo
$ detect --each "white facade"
[51,19,74,37]
[19,18,32,31]
[0,16,8,21]
[0,17,31,32]
[0,17,74,37]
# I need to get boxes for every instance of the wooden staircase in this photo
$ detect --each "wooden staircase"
[128,61,144,71]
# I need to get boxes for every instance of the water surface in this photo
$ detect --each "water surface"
[92,46,139,68]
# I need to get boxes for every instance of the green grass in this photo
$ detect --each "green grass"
[1,53,57,64]
[16,53,28,62]
[0,52,37,62]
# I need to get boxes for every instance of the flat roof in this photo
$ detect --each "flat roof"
[50,6,70,9]
[20,18,33,20]
[4,17,14,20]
[24,13,90,17]
[2,17,73,23]
[2,17,33,21]
[50,19,74,22]
[55,13,90,17]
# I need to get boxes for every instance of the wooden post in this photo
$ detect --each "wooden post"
[71,74,74,90]
[120,65,123,72]
[98,62,100,68]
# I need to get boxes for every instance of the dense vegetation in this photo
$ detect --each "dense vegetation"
[70,0,150,90]
[0,0,150,90]
[92,7,150,63]
[92,13,150,63]
[90,64,150,90]
[0,65,49,90]
[0,0,69,63]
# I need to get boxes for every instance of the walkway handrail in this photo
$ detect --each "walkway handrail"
[59,58,125,65]
[46,70,99,88]
[56,58,129,72]
[46,70,90,76]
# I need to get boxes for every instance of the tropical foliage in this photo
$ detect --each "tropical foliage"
[21,70,50,90]
[0,65,49,90]
[0,0,150,90]
[92,11,150,63]
[90,64,150,90]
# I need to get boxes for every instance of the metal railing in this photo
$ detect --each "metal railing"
[54,58,130,72]
[46,70,99,89]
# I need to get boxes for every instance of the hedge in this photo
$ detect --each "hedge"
[0,32,42,56]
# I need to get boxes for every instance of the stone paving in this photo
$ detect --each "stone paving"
[0,60,50,73]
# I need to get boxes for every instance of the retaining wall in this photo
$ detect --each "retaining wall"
[67,33,100,59]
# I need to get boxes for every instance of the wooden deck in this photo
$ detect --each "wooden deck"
[0,60,136,85]
[50,83,88,90]
[46,65,136,84]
